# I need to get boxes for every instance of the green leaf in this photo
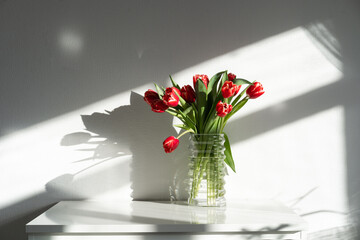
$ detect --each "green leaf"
[225,97,249,122]
[201,71,228,130]
[203,84,228,131]
[195,79,207,132]
[209,71,227,102]
[233,78,253,86]
[177,109,197,130]
[203,96,221,132]
[154,83,164,96]
[169,75,181,90]
[182,105,193,115]
[207,71,225,95]
[232,97,249,114]
[165,110,179,118]
[220,70,228,88]
[167,108,196,132]
[231,80,254,106]
[205,116,221,133]
[224,133,236,173]
[173,90,187,107]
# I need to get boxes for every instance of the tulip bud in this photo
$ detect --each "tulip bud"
[163,136,179,153]
[163,87,180,107]
[246,82,265,99]
[228,73,236,82]
[180,85,196,103]
[216,101,233,117]
[227,73,242,95]
[193,74,209,89]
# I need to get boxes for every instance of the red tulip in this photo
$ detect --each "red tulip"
[228,73,236,82]
[144,89,160,106]
[246,82,265,99]
[193,74,209,89]
[227,73,242,94]
[216,101,233,117]
[228,73,242,95]
[163,136,179,153]
[150,99,169,113]
[163,87,180,107]
[221,81,238,98]
[180,85,196,103]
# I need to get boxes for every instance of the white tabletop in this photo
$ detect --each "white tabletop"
[26,200,307,234]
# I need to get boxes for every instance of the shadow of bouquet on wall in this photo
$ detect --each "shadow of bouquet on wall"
[54,91,189,201]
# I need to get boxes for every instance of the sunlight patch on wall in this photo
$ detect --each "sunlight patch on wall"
[170,25,343,119]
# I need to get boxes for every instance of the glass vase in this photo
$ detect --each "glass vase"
[187,133,226,207]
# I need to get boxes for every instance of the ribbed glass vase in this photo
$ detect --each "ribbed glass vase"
[187,133,226,207]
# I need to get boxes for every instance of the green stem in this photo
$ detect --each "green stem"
[177,129,192,139]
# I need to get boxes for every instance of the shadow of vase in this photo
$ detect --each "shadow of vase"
[58,91,189,201]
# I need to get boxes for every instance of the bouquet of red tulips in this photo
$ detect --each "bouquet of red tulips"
[144,71,264,172]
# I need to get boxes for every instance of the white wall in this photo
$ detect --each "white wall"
[1,1,360,239]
